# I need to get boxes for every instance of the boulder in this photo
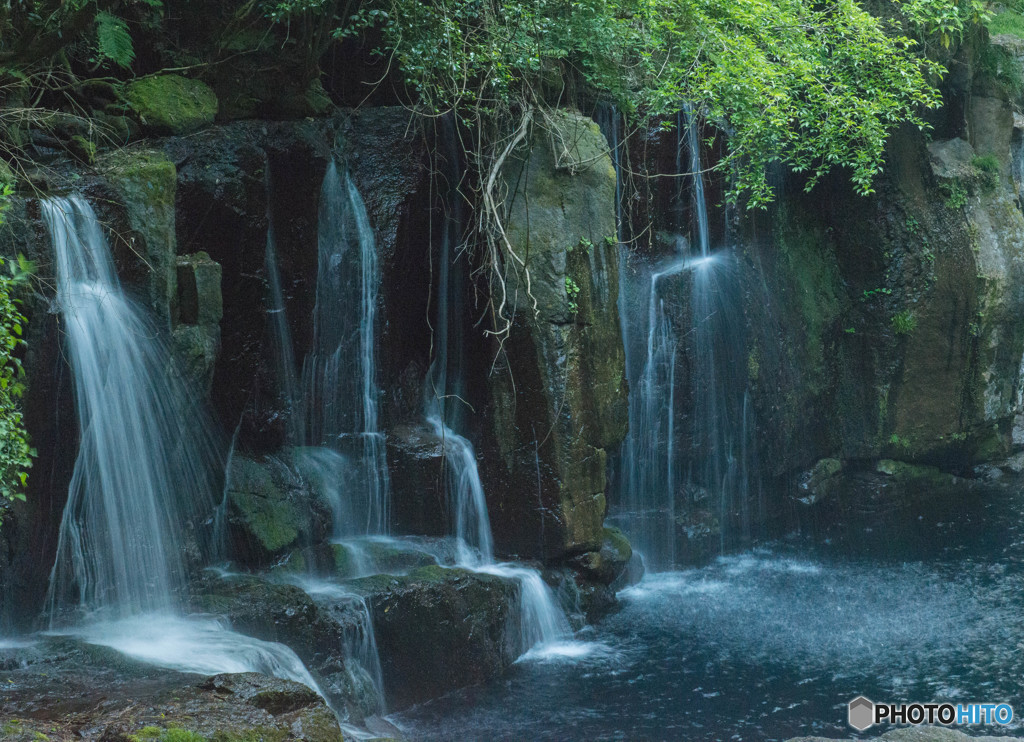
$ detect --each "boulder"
[124,75,218,135]
[347,565,519,709]
[190,573,379,721]
[223,455,332,565]
[0,638,341,741]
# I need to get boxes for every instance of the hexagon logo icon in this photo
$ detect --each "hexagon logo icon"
[848,696,875,731]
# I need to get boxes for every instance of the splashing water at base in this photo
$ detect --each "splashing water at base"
[475,563,572,653]
[284,576,386,714]
[59,615,321,691]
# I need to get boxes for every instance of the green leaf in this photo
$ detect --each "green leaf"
[95,11,136,69]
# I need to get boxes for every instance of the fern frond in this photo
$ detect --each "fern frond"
[95,12,135,69]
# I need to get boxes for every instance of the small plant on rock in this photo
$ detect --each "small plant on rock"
[891,310,917,336]
[565,276,581,315]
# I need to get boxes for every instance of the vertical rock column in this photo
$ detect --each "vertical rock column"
[485,109,629,570]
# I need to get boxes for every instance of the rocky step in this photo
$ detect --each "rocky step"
[0,637,342,741]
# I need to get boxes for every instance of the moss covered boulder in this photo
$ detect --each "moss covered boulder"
[190,573,382,721]
[483,109,628,565]
[223,455,331,565]
[124,75,218,134]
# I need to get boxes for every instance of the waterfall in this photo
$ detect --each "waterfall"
[41,195,329,701]
[424,119,491,564]
[265,200,304,445]
[613,108,758,570]
[686,107,710,256]
[300,161,389,536]
[263,161,389,537]
[42,196,219,620]
[425,119,570,651]
[261,162,390,711]
[286,576,386,715]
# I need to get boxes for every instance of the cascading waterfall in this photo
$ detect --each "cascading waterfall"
[285,576,386,714]
[262,161,390,711]
[41,196,323,695]
[301,161,389,535]
[425,121,570,651]
[42,196,219,619]
[613,108,757,570]
[262,160,390,536]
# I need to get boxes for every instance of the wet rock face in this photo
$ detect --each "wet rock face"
[386,423,449,537]
[166,111,430,452]
[173,252,224,393]
[347,566,519,709]
[483,109,629,567]
[740,36,1024,510]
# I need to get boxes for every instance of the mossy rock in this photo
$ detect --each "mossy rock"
[99,148,178,323]
[124,75,218,134]
[68,134,96,164]
[488,108,628,561]
[225,456,313,559]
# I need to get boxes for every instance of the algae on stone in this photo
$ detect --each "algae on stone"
[124,75,218,134]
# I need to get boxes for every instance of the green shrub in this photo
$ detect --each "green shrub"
[987,9,1024,38]
[0,183,34,521]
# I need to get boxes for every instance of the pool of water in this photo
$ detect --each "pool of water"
[394,481,1024,740]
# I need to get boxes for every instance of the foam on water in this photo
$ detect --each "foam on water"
[517,640,617,663]
[61,615,321,692]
